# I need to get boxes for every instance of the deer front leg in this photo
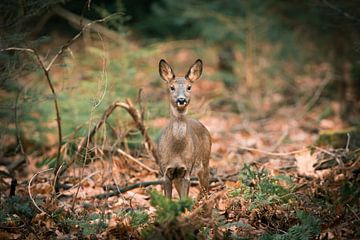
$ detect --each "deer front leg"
[163,175,172,199]
[164,166,177,199]
[174,177,190,199]
[173,166,190,199]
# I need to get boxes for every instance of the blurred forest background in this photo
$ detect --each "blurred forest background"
[0,0,360,239]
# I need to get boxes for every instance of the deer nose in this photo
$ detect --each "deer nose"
[176,98,187,105]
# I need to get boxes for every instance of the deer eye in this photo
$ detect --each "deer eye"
[187,85,192,91]
[170,86,175,92]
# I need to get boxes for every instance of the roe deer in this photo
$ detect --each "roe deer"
[157,59,211,199]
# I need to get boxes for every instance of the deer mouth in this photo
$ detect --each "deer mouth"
[176,98,188,109]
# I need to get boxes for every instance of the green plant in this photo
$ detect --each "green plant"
[4,196,40,219]
[149,190,193,223]
[141,190,198,240]
[260,211,321,240]
[63,213,109,236]
[230,164,295,211]
[129,209,149,227]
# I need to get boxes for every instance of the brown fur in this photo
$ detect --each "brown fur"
[157,59,212,199]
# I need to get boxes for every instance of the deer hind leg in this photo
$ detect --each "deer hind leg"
[198,159,209,193]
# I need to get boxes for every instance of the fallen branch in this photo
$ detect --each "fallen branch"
[52,6,124,44]
[238,145,309,156]
[96,174,238,199]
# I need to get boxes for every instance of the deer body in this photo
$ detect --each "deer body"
[157,59,211,199]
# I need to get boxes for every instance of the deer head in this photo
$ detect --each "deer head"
[159,59,203,115]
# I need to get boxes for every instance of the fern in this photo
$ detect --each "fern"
[231,164,295,211]
[141,191,196,240]
[260,211,321,240]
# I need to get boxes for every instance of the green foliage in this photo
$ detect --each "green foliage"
[260,211,320,240]
[340,180,360,205]
[0,209,7,223]
[230,164,295,211]
[2,196,40,220]
[129,209,149,227]
[148,190,193,223]
[141,191,197,240]
[63,213,109,236]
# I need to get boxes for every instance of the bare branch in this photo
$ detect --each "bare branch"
[1,47,63,192]
[28,168,54,216]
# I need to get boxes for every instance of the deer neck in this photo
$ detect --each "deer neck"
[170,104,188,140]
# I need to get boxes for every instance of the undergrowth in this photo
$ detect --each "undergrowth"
[260,211,321,240]
[230,164,296,211]
[140,191,201,240]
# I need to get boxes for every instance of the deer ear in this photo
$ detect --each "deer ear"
[159,59,175,82]
[186,59,203,82]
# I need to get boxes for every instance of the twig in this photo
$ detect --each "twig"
[313,146,336,157]
[137,88,145,122]
[345,133,351,152]
[56,170,100,198]
[304,75,331,113]
[322,0,360,24]
[186,190,226,218]
[28,168,54,216]
[237,146,309,156]
[14,88,28,167]
[269,127,289,152]
[10,178,17,197]
[116,148,157,173]
[346,204,360,221]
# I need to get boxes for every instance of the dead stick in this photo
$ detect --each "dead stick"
[238,145,309,156]
[96,176,237,199]
[52,6,124,45]
[116,148,157,173]
[121,99,160,167]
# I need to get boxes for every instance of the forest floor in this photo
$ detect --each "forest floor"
[0,34,359,239]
